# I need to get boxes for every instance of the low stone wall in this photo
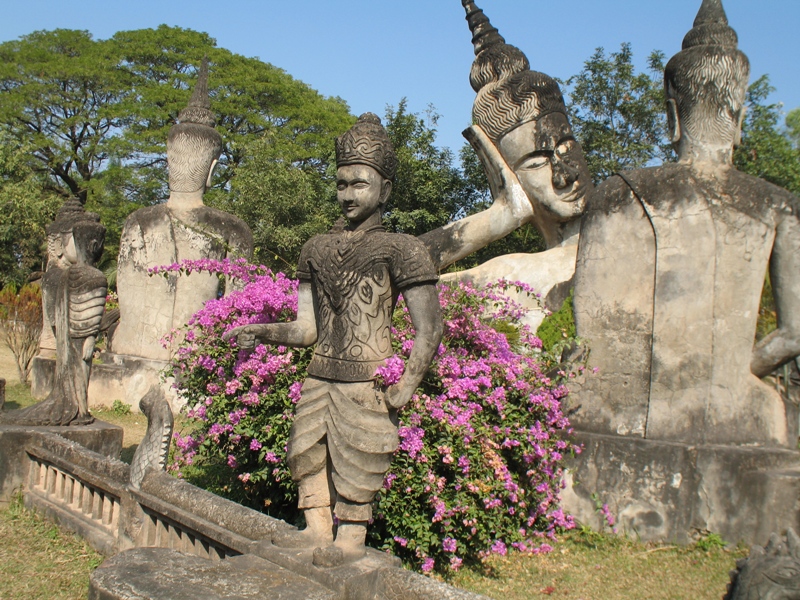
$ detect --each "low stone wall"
[4,429,490,600]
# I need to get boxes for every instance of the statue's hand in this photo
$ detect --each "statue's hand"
[82,337,96,362]
[222,325,256,349]
[384,380,416,410]
[463,124,533,222]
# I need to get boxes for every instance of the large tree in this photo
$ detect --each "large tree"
[0,130,60,287]
[565,43,673,183]
[734,76,800,196]
[0,26,353,281]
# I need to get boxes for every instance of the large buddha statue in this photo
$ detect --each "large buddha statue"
[421,0,592,329]
[112,59,253,361]
[570,0,800,448]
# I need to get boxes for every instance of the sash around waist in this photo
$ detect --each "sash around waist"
[307,354,386,382]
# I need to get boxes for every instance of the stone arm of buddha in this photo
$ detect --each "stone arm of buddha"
[418,124,535,270]
[751,207,800,377]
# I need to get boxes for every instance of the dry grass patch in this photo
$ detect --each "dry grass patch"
[452,528,744,599]
[0,495,103,600]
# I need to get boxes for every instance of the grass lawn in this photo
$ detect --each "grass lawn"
[1,383,746,599]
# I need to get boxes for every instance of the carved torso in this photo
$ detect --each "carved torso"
[297,224,437,382]
[572,164,799,447]
[113,203,253,361]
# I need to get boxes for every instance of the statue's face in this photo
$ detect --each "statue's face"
[63,233,78,265]
[336,164,389,224]
[498,113,590,221]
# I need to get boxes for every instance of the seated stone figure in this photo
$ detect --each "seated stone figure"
[225,114,443,566]
[571,0,800,448]
[2,200,107,426]
[112,59,253,362]
[420,0,592,329]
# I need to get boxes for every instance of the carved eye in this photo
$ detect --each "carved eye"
[518,154,550,170]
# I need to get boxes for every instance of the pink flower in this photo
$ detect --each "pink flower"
[421,557,435,573]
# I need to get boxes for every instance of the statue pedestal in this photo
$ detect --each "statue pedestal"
[30,353,181,412]
[561,430,800,545]
[0,420,123,505]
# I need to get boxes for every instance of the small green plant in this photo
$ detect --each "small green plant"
[111,399,131,416]
[536,290,576,353]
[695,531,726,551]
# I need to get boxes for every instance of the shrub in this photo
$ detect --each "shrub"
[0,284,42,383]
[165,259,580,573]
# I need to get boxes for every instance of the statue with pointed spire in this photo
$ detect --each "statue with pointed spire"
[112,58,253,362]
[571,0,800,448]
[419,0,592,329]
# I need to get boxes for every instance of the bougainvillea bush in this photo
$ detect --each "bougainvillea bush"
[163,259,580,574]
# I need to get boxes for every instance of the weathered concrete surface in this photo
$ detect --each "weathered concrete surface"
[31,353,183,413]
[89,548,338,600]
[0,422,122,505]
[440,243,577,331]
[562,430,800,545]
[112,61,252,364]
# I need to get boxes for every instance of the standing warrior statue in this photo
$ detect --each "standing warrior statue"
[2,200,107,426]
[225,114,443,566]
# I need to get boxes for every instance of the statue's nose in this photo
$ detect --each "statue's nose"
[551,155,579,189]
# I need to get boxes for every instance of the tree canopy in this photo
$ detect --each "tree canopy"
[0,29,798,286]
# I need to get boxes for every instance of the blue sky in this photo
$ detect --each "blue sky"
[2,0,798,153]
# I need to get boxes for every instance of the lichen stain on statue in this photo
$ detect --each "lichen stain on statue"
[420,0,592,331]
[224,114,443,567]
[570,0,800,448]
[112,58,253,362]
[725,529,800,600]
[1,200,107,426]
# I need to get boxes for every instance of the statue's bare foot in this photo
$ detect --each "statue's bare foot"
[272,527,332,549]
[272,507,334,548]
[70,414,95,426]
[311,542,366,567]
[312,521,367,567]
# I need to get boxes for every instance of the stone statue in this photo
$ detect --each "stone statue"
[129,387,174,489]
[224,114,443,567]
[420,0,592,329]
[725,529,800,599]
[2,199,107,426]
[112,58,253,362]
[570,0,800,447]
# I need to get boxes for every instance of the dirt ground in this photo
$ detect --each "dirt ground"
[0,341,21,385]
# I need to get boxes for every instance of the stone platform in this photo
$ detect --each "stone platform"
[89,545,488,600]
[562,430,800,545]
[0,420,123,505]
[30,353,180,412]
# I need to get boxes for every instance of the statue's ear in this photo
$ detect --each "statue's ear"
[205,158,219,191]
[666,99,681,144]
[380,179,392,206]
[733,105,746,148]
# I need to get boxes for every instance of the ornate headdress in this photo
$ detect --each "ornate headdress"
[46,198,100,235]
[664,0,749,141]
[335,113,398,181]
[167,57,223,192]
[463,0,567,142]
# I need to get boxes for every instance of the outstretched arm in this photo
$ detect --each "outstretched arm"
[385,283,443,409]
[418,124,534,270]
[223,281,318,349]
[751,213,800,377]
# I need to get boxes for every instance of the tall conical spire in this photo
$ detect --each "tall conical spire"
[177,57,216,128]
[462,0,505,55]
[682,0,738,50]
[694,0,728,26]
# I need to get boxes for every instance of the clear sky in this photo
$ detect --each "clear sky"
[1,0,798,153]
